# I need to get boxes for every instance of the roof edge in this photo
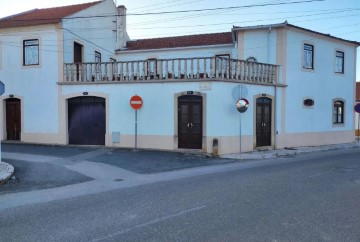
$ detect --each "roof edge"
[116,43,234,53]
[127,32,233,43]
[232,21,360,46]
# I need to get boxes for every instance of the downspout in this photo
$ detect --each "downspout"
[268,27,278,149]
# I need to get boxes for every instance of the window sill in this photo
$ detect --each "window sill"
[332,123,345,128]
[302,67,315,73]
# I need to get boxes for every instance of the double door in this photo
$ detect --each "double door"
[178,95,203,149]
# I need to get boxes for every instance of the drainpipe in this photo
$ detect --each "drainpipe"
[267,27,271,63]
[268,27,278,149]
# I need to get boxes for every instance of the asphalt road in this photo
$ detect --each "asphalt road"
[1,147,360,241]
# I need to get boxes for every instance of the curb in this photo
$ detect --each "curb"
[0,162,15,185]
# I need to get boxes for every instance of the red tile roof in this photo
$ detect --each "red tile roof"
[0,1,101,28]
[356,82,360,101]
[124,32,233,51]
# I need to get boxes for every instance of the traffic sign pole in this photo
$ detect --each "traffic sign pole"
[130,95,143,150]
[354,103,360,142]
[0,81,4,163]
[358,113,360,142]
[135,110,138,150]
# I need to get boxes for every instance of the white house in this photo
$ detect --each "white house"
[356,82,360,136]
[1,0,359,155]
[0,0,127,144]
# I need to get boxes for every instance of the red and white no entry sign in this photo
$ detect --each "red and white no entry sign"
[130,95,143,110]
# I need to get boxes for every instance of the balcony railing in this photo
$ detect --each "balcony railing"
[63,57,279,84]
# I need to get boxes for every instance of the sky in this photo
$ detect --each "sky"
[0,0,359,79]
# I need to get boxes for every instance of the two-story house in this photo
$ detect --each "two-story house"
[1,0,359,155]
[356,82,360,136]
[0,0,127,144]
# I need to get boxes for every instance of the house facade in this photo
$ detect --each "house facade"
[356,82,360,136]
[1,0,359,155]
[0,0,126,144]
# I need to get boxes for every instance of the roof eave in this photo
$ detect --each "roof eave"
[116,43,234,53]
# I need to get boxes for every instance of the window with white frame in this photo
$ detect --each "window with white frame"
[333,100,344,124]
[335,51,344,74]
[303,43,314,69]
[23,39,39,66]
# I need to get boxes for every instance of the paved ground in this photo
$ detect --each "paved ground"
[0,143,235,195]
[1,147,360,241]
[1,142,360,197]
[0,159,93,195]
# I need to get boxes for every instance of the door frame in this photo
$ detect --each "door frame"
[174,91,207,151]
[253,94,275,150]
[2,95,24,141]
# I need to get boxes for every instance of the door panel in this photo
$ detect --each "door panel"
[6,98,21,140]
[178,95,203,149]
[256,97,272,147]
[68,97,105,145]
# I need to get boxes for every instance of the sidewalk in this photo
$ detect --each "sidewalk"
[221,141,360,159]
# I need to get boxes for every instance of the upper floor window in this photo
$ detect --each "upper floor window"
[146,58,158,79]
[23,39,39,66]
[335,51,344,74]
[95,51,101,72]
[95,51,101,63]
[303,43,314,70]
[333,100,344,124]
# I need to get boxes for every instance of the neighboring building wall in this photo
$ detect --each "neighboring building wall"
[356,82,360,136]
[0,0,120,144]
[62,0,118,63]
[280,28,357,147]
[239,29,277,64]
[0,24,62,143]
[118,44,234,61]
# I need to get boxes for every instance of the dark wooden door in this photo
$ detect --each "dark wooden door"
[74,42,83,80]
[6,98,21,140]
[256,97,272,147]
[178,95,202,149]
[68,97,105,145]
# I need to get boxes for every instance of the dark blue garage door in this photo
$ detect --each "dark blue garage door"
[68,96,105,145]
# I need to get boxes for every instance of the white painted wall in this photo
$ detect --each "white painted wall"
[284,28,356,135]
[63,0,118,63]
[0,0,119,142]
[243,29,277,64]
[0,25,60,135]
[118,44,234,61]
[61,81,276,142]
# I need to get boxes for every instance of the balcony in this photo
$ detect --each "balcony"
[63,57,280,85]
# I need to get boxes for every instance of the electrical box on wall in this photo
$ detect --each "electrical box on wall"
[112,132,120,143]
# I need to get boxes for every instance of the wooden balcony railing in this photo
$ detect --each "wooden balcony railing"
[63,57,279,84]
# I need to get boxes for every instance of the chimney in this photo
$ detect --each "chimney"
[116,5,129,50]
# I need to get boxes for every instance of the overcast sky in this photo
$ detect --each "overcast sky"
[0,0,359,79]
